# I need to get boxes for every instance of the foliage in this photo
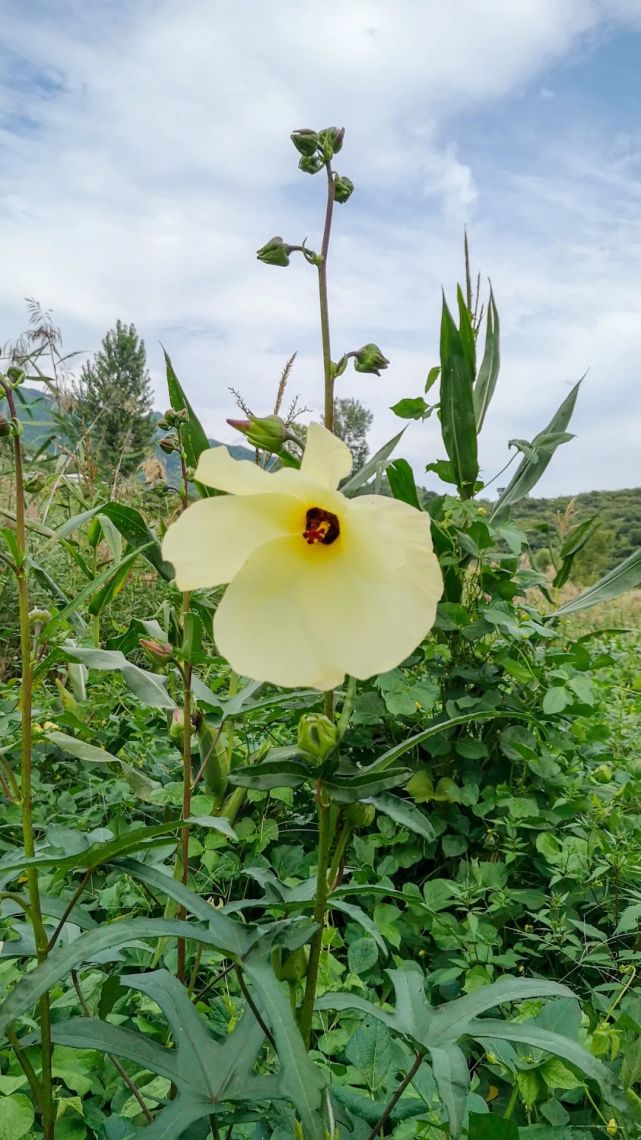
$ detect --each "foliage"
[332,396,373,470]
[75,320,155,481]
[1,128,641,1140]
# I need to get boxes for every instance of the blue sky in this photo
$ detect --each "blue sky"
[1,0,641,496]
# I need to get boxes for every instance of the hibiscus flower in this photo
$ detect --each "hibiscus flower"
[162,424,443,690]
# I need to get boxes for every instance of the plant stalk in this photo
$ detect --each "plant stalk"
[319,162,336,433]
[300,792,333,1047]
[3,381,55,1140]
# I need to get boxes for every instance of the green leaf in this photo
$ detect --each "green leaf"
[0,1094,35,1140]
[163,348,216,495]
[386,458,422,509]
[345,1019,392,1092]
[491,379,582,521]
[331,900,388,958]
[0,821,183,878]
[551,546,641,618]
[63,646,176,709]
[474,286,501,432]
[41,543,154,637]
[542,687,570,715]
[430,1042,470,1136]
[341,430,405,495]
[468,1115,518,1140]
[439,295,478,499]
[365,710,534,775]
[467,1019,625,1110]
[390,397,428,421]
[347,937,379,974]
[322,768,411,803]
[365,792,436,842]
[229,754,310,791]
[46,730,122,766]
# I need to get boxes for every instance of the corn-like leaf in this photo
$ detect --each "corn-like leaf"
[474,286,500,432]
[551,546,641,617]
[439,296,478,499]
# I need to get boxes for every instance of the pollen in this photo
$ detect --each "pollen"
[303,506,340,545]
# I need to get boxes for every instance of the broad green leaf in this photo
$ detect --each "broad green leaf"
[468,1114,518,1139]
[386,458,422,509]
[439,295,478,499]
[63,646,176,709]
[0,822,182,878]
[345,1019,393,1092]
[430,1042,470,1136]
[0,1094,34,1140]
[551,546,641,617]
[474,286,500,432]
[390,397,429,421]
[365,792,436,842]
[243,954,327,1138]
[340,430,405,495]
[46,730,121,766]
[467,1019,625,1110]
[491,379,582,520]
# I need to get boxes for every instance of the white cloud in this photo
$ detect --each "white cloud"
[1,0,640,494]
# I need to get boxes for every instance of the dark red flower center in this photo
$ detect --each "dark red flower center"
[303,507,340,546]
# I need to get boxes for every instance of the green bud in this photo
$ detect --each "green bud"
[298,153,325,175]
[318,126,345,160]
[344,802,376,829]
[169,709,185,743]
[297,713,338,766]
[592,763,613,783]
[160,408,189,429]
[331,356,348,379]
[159,435,179,454]
[333,174,354,204]
[24,470,47,493]
[227,414,287,452]
[256,236,294,267]
[277,946,309,982]
[6,366,25,388]
[0,415,12,438]
[29,607,52,626]
[291,128,319,157]
[352,343,390,377]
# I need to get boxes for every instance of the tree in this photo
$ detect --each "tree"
[77,321,155,480]
[331,396,373,470]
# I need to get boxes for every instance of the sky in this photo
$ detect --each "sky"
[1,0,641,497]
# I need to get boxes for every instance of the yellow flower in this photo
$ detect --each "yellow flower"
[162,424,443,690]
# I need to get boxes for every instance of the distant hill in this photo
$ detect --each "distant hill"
[3,387,637,576]
[0,385,253,475]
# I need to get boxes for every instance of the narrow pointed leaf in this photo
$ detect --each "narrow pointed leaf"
[491,379,582,520]
[474,286,500,431]
[439,296,478,499]
[341,430,405,495]
[429,1043,470,1136]
[551,546,641,617]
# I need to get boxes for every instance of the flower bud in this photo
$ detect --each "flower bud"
[29,607,52,627]
[24,470,47,493]
[297,713,338,766]
[291,129,319,158]
[227,414,287,452]
[140,638,173,663]
[606,1121,618,1136]
[169,708,185,743]
[277,946,309,982]
[256,236,294,267]
[159,435,179,454]
[161,408,189,428]
[298,154,325,175]
[0,415,11,438]
[352,343,390,377]
[344,802,376,829]
[333,174,354,204]
[6,366,25,387]
[318,126,345,159]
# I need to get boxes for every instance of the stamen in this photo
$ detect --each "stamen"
[303,507,340,546]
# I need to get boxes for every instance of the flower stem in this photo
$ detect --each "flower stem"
[177,589,193,985]
[328,820,351,890]
[318,162,336,433]
[300,792,332,1047]
[2,381,55,1140]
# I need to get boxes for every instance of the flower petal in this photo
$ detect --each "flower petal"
[195,446,307,498]
[214,536,348,690]
[162,493,301,591]
[300,423,352,489]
